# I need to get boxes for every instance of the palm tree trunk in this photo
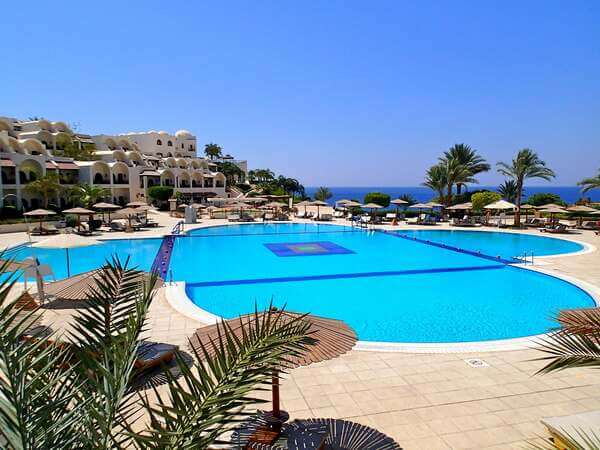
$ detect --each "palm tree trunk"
[515,180,523,227]
[447,184,453,206]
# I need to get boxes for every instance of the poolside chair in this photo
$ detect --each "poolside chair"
[130,219,145,230]
[333,210,345,218]
[75,222,94,236]
[384,213,396,222]
[110,219,127,232]
[541,410,600,450]
[264,213,274,221]
[319,213,333,221]
[581,220,599,230]
[228,214,240,222]
[140,217,159,227]
[20,329,178,375]
[540,223,570,234]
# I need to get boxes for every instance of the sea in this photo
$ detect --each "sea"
[304,186,600,205]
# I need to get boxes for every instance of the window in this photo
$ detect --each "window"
[189,144,194,150]
[156,139,162,146]
[181,143,184,149]
[167,140,173,147]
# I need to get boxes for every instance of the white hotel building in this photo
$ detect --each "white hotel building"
[0,117,231,210]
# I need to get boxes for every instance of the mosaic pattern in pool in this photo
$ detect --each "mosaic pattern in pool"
[264,241,355,257]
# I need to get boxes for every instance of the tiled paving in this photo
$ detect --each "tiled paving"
[2,213,600,449]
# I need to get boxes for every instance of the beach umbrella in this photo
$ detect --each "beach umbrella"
[520,204,535,220]
[126,201,148,208]
[446,202,472,210]
[190,203,206,209]
[115,207,144,228]
[23,209,56,232]
[294,200,311,216]
[63,207,95,232]
[408,202,432,217]
[484,200,516,210]
[309,200,328,218]
[45,267,161,301]
[93,202,120,223]
[535,203,564,210]
[389,198,408,215]
[539,206,568,224]
[190,310,357,423]
[426,202,444,208]
[566,205,597,226]
[362,202,383,218]
[32,233,100,277]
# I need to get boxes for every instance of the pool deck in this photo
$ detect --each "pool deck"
[2,213,600,449]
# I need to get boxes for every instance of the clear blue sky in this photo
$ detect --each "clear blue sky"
[2,1,599,186]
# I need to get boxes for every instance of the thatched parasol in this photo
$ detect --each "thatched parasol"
[32,234,101,277]
[126,201,148,208]
[93,202,120,223]
[190,310,357,423]
[44,268,162,301]
[484,200,516,210]
[23,209,57,232]
[63,207,95,232]
[309,200,328,218]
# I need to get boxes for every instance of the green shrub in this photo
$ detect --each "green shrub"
[471,191,502,212]
[148,186,173,202]
[363,192,390,207]
[525,192,566,207]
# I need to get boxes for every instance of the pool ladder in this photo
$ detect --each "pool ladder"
[171,221,184,235]
[514,251,535,265]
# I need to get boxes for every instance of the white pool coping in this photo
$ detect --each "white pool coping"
[165,262,600,353]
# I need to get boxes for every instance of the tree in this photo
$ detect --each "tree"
[578,169,600,193]
[248,169,275,184]
[314,187,332,202]
[67,183,110,208]
[363,192,390,208]
[471,191,502,212]
[496,149,555,226]
[440,144,490,195]
[23,173,62,209]
[54,141,97,161]
[422,164,448,203]
[204,143,223,160]
[0,257,314,449]
[439,157,475,206]
[216,161,245,185]
[526,192,566,207]
[276,176,305,198]
[398,193,417,205]
[498,180,519,203]
[147,186,173,203]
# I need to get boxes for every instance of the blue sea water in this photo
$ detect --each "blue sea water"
[304,186,600,205]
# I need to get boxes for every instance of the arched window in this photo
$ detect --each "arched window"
[181,143,184,149]
[156,139,162,146]
[167,140,173,147]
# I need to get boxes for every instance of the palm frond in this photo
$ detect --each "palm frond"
[67,256,158,449]
[135,306,316,449]
[534,330,600,374]
[0,258,84,449]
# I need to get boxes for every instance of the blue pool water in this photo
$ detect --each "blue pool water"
[4,224,593,343]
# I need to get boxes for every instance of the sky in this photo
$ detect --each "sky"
[1,1,599,186]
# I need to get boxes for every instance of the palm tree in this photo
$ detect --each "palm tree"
[497,149,555,227]
[314,187,332,202]
[0,257,314,449]
[67,183,111,207]
[204,143,223,160]
[23,173,62,208]
[441,144,490,195]
[422,164,447,202]
[578,169,600,193]
[440,157,475,206]
[498,179,519,203]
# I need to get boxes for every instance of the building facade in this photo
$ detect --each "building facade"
[0,117,228,210]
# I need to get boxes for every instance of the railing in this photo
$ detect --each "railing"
[513,252,534,265]
[171,221,184,235]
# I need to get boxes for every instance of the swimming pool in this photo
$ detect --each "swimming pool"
[6,224,594,343]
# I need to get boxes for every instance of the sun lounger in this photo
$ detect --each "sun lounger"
[295,211,306,218]
[228,214,240,222]
[264,213,274,221]
[333,210,345,218]
[384,213,397,222]
[130,219,145,230]
[580,220,599,230]
[319,213,333,221]
[20,330,178,375]
[240,214,255,222]
[110,220,127,232]
[541,410,600,450]
[540,223,570,234]
[76,222,93,236]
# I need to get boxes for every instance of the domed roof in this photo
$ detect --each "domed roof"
[175,129,194,138]
[158,130,169,135]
